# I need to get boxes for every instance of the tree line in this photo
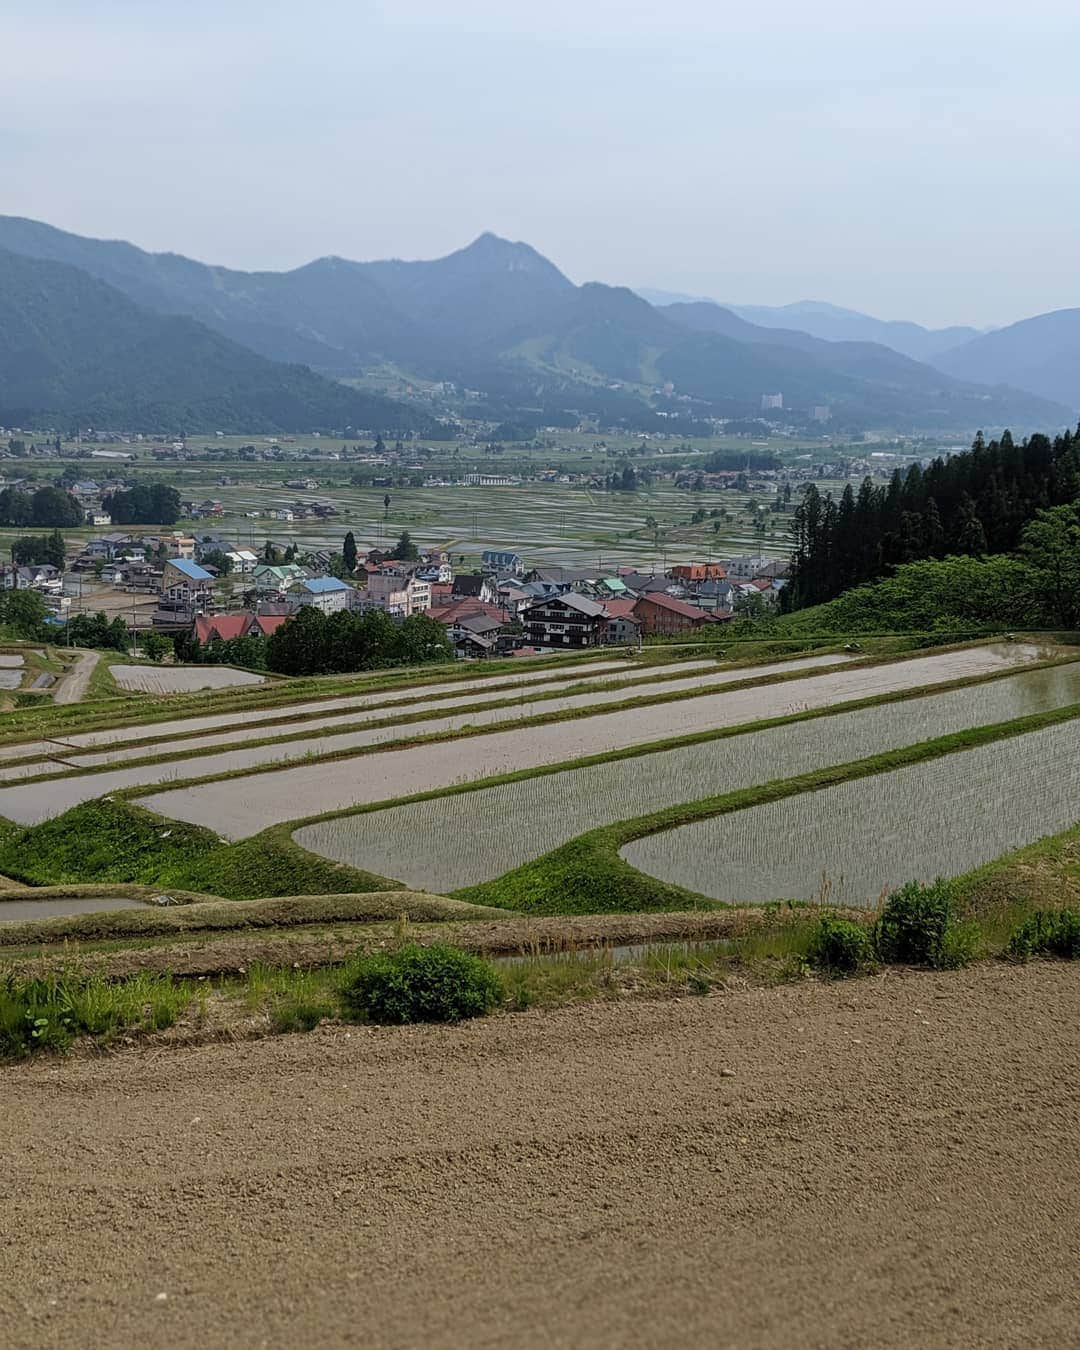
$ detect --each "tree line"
[176,607,454,676]
[0,486,84,528]
[105,483,182,525]
[788,428,1080,608]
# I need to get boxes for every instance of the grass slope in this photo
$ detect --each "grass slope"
[0,800,395,899]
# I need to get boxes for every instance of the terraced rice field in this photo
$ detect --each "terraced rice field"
[620,719,1080,905]
[0,658,642,760]
[137,643,1057,839]
[0,652,855,820]
[295,659,1080,891]
[108,665,266,694]
[0,653,848,784]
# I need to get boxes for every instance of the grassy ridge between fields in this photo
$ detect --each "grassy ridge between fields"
[451,700,1080,914]
[0,890,506,950]
[0,802,397,899]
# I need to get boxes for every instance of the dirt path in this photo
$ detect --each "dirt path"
[1,962,1077,1349]
[52,649,100,705]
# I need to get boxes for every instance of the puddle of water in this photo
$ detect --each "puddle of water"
[0,896,151,923]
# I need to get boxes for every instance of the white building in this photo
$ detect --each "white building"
[289,576,356,614]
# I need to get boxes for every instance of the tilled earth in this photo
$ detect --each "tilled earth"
[2,962,1077,1349]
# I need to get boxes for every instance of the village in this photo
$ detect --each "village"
[2,518,790,661]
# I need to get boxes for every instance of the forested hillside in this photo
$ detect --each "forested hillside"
[0,249,431,434]
[788,428,1080,608]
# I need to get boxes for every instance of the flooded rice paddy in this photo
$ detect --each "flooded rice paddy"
[620,719,1080,906]
[131,643,1060,841]
[0,652,858,822]
[294,658,1080,891]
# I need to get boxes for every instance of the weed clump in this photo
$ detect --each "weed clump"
[806,916,875,976]
[0,968,192,1060]
[875,879,977,969]
[1007,907,1080,961]
[340,943,501,1024]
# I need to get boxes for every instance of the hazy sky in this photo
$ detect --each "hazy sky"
[4,0,1078,328]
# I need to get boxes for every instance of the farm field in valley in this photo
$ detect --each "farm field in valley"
[136,642,1057,838]
[295,659,1080,891]
[621,718,1080,906]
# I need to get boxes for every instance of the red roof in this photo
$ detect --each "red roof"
[194,612,252,644]
[429,584,454,605]
[633,593,711,621]
[251,613,290,637]
[425,600,505,627]
[602,597,641,620]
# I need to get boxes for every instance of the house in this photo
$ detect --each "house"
[2,564,62,594]
[598,597,642,646]
[86,512,112,527]
[252,563,308,595]
[193,612,255,645]
[362,568,431,618]
[724,554,768,580]
[447,612,506,659]
[669,562,727,583]
[452,573,498,605]
[225,549,259,574]
[694,579,737,613]
[196,499,225,518]
[482,549,526,576]
[272,508,295,523]
[496,580,532,618]
[425,598,507,629]
[289,576,356,614]
[525,565,601,591]
[632,593,716,637]
[162,558,215,609]
[523,592,608,648]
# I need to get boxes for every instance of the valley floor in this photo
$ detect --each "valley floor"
[2,961,1077,1349]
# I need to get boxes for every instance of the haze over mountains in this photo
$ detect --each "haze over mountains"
[0,215,1075,434]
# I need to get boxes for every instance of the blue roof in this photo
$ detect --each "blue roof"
[167,558,214,581]
[301,576,352,593]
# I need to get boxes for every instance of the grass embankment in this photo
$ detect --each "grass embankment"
[0,800,396,899]
[453,700,1080,914]
[5,875,1077,1059]
[0,890,504,951]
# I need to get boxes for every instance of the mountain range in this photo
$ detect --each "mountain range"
[0,215,1075,434]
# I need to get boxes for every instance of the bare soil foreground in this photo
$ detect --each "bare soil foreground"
[2,963,1078,1350]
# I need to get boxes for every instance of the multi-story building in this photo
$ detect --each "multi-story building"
[161,558,215,611]
[632,592,715,637]
[362,568,432,618]
[522,593,607,648]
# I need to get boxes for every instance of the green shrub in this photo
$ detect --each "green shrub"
[1007,908,1080,961]
[340,943,502,1025]
[806,916,875,976]
[875,879,977,969]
